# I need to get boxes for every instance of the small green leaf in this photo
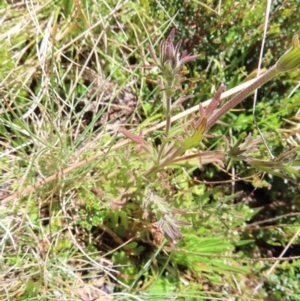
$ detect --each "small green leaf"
[277,35,300,72]
[183,118,207,150]
[123,242,138,250]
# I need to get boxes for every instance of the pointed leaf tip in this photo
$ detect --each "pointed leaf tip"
[276,35,300,72]
[183,117,207,150]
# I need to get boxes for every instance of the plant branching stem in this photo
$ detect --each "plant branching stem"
[143,146,184,178]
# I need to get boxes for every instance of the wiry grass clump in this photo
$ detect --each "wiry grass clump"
[0,1,154,299]
[1,1,300,301]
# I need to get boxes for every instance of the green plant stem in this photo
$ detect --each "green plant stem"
[206,65,279,131]
[165,90,171,137]
[143,165,161,178]
[165,113,171,137]
[156,141,167,165]
[164,87,173,138]
[143,146,184,178]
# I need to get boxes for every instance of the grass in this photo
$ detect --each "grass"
[1,1,300,300]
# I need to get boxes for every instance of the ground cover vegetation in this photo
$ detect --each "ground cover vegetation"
[0,0,300,300]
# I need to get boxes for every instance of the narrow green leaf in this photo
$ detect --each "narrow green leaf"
[183,118,207,150]
[277,35,300,72]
